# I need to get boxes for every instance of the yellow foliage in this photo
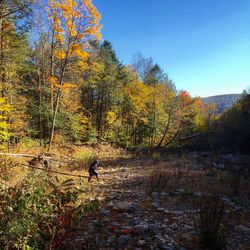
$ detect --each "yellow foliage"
[55,34,64,44]
[125,80,152,111]
[54,25,64,33]
[70,28,77,37]
[92,62,104,74]
[78,61,88,69]
[49,76,59,86]
[95,33,102,40]
[71,43,83,50]
[66,18,73,29]
[106,111,117,125]
[123,80,153,125]
[47,0,102,115]
[0,97,12,141]
[80,116,89,126]
[55,49,66,59]
[74,49,89,60]
[0,98,12,112]
[61,82,77,92]
[54,16,61,26]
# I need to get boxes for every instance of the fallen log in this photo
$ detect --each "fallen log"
[21,164,89,179]
[179,133,200,141]
[0,152,36,158]
[0,152,56,160]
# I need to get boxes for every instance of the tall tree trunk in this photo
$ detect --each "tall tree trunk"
[162,125,181,148]
[48,88,61,151]
[157,114,171,147]
[0,16,5,98]
[38,68,43,146]
[150,83,156,148]
[50,29,55,117]
[48,61,67,151]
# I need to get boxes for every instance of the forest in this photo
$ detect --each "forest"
[0,1,249,250]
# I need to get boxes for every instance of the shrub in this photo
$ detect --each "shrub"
[74,150,97,169]
[219,171,241,196]
[86,126,98,143]
[18,138,41,148]
[194,195,227,250]
[0,173,56,249]
[0,172,85,249]
[146,167,185,194]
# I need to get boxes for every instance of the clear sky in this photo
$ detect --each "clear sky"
[94,0,250,97]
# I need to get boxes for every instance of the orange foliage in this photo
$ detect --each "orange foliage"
[47,0,102,87]
[195,97,206,110]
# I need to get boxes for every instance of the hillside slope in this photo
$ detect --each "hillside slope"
[202,94,242,113]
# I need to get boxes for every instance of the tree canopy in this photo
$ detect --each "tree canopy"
[0,0,247,152]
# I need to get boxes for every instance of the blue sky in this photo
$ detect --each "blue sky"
[94,0,250,97]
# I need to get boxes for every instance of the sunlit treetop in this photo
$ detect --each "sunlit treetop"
[47,0,102,62]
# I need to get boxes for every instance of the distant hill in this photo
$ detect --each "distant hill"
[202,94,242,113]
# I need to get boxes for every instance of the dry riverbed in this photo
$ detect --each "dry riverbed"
[61,153,250,250]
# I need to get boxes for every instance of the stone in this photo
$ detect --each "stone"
[170,223,178,230]
[128,217,140,226]
[117,235,131,246]
[157,207,165,212]
[99,208,110,216]
[194,192,202,197]
[238,225,250,233]
[147,219,156,224]
[106,236,116,244]
[152,202,161,208]
[234,206,243,212]
[169,191,181,196]
[173,210,183,216]
[161,225,168,229]
[148,223,159,234]
[222,197,243,212]
[74,236,85,242]
[164,210,183,216]
[135,224,149,235]
[107,201,114,208]
[160,192,168,196]
[152,192,160,197]
[137,239,146,246]
[164,235,174,243]
[113,201,136,212]
[166,243,175,250]
[122,212,129,218]
[185,209,197,214]
[156,236,169,250]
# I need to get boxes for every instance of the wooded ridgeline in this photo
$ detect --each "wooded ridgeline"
[0,0,248,151]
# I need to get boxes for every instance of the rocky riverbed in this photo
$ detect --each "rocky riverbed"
[62,157,250,250]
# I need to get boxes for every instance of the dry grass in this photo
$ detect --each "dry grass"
[194,195,226,250]
[0,146,249,249]
[146,165,188,194]
[0,143,129,205]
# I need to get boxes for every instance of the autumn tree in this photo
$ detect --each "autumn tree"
[0,0,207,150]
[80,41,127,141]
[0,0,33,99]
[47,0,102,150]
[0,0,33,147]
[156,91,200,148]
[25,34,51,145]
[0,97,11,145]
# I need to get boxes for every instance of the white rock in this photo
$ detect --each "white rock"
[238,225,250,232]
[137,239,146,246]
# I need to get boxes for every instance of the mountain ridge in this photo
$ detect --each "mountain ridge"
[202,94,242,113]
